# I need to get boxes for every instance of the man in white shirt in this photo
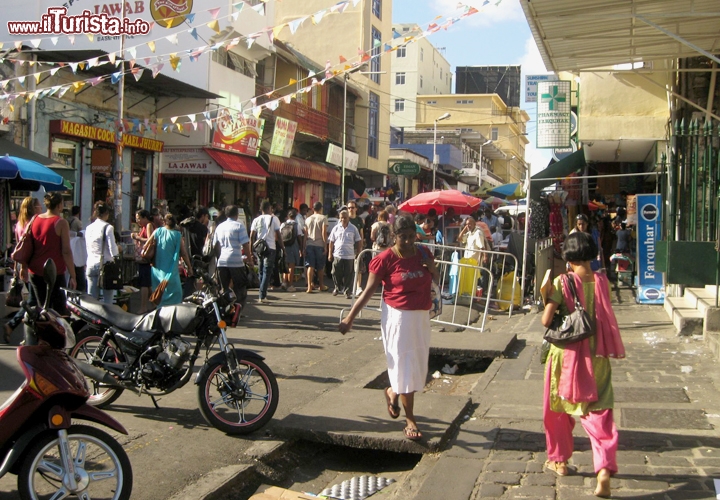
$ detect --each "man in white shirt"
[85,202,120,304]
[491,226,504,250]
[328,210,361,298]
[214,205,253,312]
[250,201,284,304]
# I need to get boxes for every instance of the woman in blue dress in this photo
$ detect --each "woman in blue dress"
[149,213,193,306]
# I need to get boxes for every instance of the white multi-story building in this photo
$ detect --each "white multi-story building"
[390,23,451,131]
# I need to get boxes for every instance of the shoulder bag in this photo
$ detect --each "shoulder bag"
[99,224,124,290]
[11,215,38,267]
[543,274,595,346]
[141,232,157,265]
[252,216,269,257]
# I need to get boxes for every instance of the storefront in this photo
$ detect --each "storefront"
[48,120,163,228]
[267,154,341,210]
[159,147,268,218]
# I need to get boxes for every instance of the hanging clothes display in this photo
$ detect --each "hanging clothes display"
[529,198,550,240]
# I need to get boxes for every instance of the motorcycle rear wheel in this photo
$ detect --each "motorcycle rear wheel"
[69,328,125,408]
[18,424,133,500]
[197,357,279,435]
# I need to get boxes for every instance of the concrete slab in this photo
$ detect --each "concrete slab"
[614,387,690,404]
[430,329,517,359]
[167,464,254,500]
[621,408,712,430]
[673,308,705,336]
[271,386,472,454]
[664,296,694,319]
[413,456,483,500]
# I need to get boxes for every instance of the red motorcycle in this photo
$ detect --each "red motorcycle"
[0,259,133,500]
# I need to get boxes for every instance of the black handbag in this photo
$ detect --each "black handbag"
[99,224,123,291]
[5,276,24,308]
[543,275,595,346]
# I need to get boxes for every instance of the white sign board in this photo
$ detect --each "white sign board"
[326,143,359,171]
[160,147,223,175]
[537,81,572,149]
[525,74,557,103]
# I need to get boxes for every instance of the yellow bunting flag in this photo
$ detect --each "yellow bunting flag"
[169,54,181,71]
[147,41,156,53]
[207,20,220,33]
[72,81,85,93]
[289,78,297,85]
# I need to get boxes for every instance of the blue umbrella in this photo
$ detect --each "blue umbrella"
[0,155,67,191]
[487,182,523,200]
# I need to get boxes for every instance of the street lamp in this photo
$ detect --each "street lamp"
[432,113,451,191]
[478,139,492,189]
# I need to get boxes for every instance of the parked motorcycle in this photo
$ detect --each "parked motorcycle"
[0,259,133,500]
[66,261,278,435]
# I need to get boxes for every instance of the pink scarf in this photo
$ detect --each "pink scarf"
[557,272,625,403]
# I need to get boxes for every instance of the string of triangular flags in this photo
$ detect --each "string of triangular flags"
[0,2,489,135]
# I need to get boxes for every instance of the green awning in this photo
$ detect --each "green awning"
[530,149,586,199]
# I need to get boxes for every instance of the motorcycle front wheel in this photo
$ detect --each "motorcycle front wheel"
[18,424,133,500]
[197,356,279,435]
[69,328,125,408]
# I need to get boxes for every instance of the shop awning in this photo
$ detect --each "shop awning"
[268,155,341,185]
[203,148,269,183]
[0,139,71,170]
[530,149,587,199]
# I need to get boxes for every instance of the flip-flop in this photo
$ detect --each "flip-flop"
[385,387,400,419]
[403,426,422,441]
[544,460,569,476]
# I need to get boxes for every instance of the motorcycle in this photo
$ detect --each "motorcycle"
[0,259,133,500]
[66,260,278,435]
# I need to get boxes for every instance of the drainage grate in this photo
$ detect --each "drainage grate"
[320,475,396,500]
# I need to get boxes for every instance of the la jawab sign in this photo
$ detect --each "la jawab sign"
[160,148,222,175]
[211,109,265,157]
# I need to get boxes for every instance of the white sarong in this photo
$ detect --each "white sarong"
[381,302,431,394]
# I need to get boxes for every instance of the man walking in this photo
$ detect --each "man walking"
[304,201,328,293]
[180,207,210,297]
[346,201,365,294]
[328,210,362,298]
[250,201,284,303]
[214,205,253,316]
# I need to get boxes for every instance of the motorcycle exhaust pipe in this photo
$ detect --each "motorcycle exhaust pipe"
[72,359,140,394]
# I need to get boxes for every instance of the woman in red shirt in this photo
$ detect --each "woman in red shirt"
[339,213,439,441]
[23,192,76,319]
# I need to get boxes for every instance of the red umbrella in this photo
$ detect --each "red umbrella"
[398,190,481,215]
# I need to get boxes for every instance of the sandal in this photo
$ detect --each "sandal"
[403,426,422,441]
[3,323,12,344]
[385,388,400,419]
[544,460,568,476]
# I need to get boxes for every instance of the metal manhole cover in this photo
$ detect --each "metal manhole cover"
[320,475,396,500]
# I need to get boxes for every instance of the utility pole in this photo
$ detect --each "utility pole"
[114,1,126,231]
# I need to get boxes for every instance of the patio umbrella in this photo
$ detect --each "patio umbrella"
[482,196,509,206]
[487,182,524,200]
[0,155,67,191]
[398,189,481,215]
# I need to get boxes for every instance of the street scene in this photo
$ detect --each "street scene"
[0,0,719,499]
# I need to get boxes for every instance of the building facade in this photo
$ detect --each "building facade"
[389,23,452,131]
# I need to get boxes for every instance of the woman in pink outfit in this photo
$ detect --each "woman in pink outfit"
[541,231,625,498]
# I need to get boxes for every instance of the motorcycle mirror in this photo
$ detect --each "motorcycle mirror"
[42,259,57,310]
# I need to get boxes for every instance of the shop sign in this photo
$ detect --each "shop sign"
[160,147,222,175]
[636,194,665,304]
[525,74,557,103]
[552,139,577,162]
[536,81,571,149]
[269,117,298,158]
[389,162,420,176]
[326,143,358,171]
[211,109,264,157]
[626,194,637,225]
[49,120,164,152]
[91,148,112,174]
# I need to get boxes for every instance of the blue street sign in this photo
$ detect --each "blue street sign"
[636,194,665,304]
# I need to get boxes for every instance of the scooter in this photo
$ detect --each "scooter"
[0,259,133,500]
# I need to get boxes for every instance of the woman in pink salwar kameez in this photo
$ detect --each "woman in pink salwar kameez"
[541,232,625,498]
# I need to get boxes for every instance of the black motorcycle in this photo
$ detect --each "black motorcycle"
[65,263,278,435]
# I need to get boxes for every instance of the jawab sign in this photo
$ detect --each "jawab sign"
[636,194,665,304]
[211,109,265,157]
[160,147,222,175]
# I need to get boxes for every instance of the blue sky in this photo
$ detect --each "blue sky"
[392,0,552,174]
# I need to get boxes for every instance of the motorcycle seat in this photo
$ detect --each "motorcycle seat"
[134,303,203,335]
[75,295,144,331]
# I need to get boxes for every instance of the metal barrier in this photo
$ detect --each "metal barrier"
[340,242,519,333]
[534,237,555,303]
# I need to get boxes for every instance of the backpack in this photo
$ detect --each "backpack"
[280,221,297,246]
[376,223,392,248]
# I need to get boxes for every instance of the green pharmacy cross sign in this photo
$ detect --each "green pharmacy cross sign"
[540,85,567,111]
[389,162,421,176]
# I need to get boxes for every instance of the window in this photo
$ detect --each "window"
[396,46,406,58]
[426,100,436,104]
[491,127,499,141]
[394,99,405,112]
[370,27,381,84]
[440,68,443,79]
[420,76,423,88]
[369,92,379,158]
[372,0,381,19]
[455,99,474,104]
[402,27,409,32]
[420,48,423,61]
[211,50,256,78]
[395,72,405,85]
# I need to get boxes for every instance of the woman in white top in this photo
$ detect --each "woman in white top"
[85,201,120,304]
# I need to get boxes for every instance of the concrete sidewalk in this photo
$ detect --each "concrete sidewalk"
[392,287,720,499]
